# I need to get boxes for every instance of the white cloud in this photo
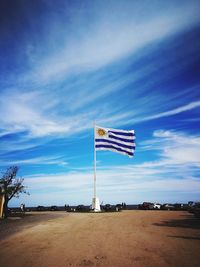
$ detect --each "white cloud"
[0,84,199,143]
[146,130,200,166]
[24,1,200,83]
[140,101,200,122]
[0,155,68,167]
[0,90,97,137]
[10,165,199,206]
[8,130,200,206]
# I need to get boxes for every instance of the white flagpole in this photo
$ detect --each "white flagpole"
[94,121,97,199]
[92,122,101,211]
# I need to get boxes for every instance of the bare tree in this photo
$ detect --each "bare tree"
[0,166,29,218]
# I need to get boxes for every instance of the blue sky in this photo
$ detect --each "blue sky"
[0,0,200,207]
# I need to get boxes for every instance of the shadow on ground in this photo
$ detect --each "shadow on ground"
[153,214,200,229]
[168,235,200,240]
[0,212,65,240]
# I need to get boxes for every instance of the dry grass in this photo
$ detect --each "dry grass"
[0,210,200,267]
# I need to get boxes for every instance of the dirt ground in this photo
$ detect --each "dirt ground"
[0,210,200,267]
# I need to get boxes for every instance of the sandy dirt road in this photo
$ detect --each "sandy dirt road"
[0,210,200,267]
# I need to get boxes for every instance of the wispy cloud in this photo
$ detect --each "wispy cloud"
[10,129,200,206]
[13,165,199,206]
[1,84,199,141]
[140,101,200,122]
[24,1,200,84]
[0,89,96,137]
[1,0,200,140]
[141,130,200,166]
[1,1,200,206]
[0,155,68,167]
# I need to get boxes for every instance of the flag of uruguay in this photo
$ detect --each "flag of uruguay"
[95,126,136,157]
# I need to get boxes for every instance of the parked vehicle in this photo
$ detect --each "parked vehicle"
[188,201,195,207]
[138,202,154,210]
[65,205,75,212]
[102,204,113,212]
[193,203,200,218]
[76,205,89,212]
[174,203,188,211]
[153,203,161,209]
[161,204,175,210]
[36,205,46,211]
[115,204,123,211]
[188,202,200,217]
[50,205,58,211]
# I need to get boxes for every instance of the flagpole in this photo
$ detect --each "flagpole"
[92,122,101,211]
[94,121,97,199]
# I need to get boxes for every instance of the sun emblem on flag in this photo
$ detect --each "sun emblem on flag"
[97,128,106,136]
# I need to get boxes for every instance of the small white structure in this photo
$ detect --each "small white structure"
[92,197,101,212]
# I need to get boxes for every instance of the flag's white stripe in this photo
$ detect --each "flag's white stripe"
[95,138,135,149]
[96,146,134,157]
[96,141,135,153]
[109,130,135,137]
[96,137,135,147]
[109,128,135,134]
[109,132,136,140]
[95,134,135,143]
[96,139,136,149]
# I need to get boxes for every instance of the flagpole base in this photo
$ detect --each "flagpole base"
[91,197,101,212]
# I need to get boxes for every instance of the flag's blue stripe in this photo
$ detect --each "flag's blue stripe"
[95,139,135,150]
[108,130,135,137]
[108,134,134,143]
[95,144,134,156]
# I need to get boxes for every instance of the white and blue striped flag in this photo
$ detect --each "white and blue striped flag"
[95,126,135,158]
